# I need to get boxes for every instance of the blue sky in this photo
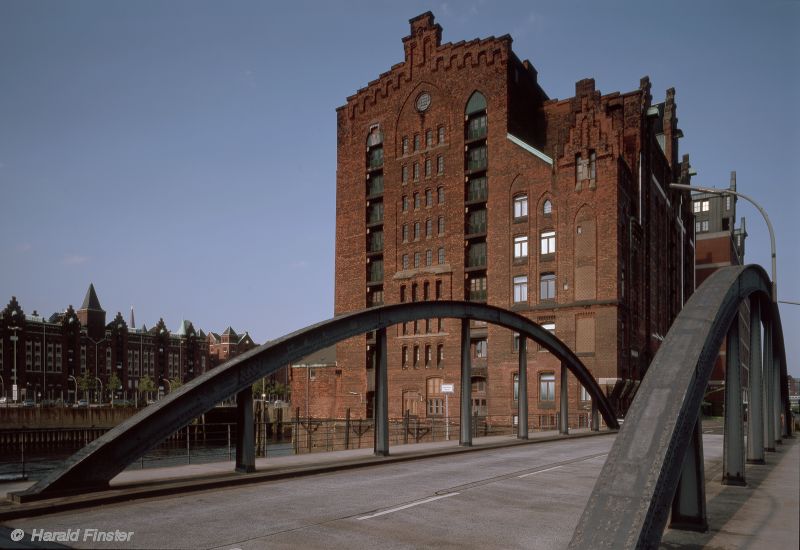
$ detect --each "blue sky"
[1,1,798,374]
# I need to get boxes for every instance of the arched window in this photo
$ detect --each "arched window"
[466,91,487,115]
[465,91,487,140]
[543,199,552,215]
[366,126,383,147]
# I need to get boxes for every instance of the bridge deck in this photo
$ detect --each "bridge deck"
[0,431,796,549]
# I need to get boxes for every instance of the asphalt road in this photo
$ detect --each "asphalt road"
[0,433,743,550]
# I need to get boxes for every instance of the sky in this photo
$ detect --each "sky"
[1,0,798,374]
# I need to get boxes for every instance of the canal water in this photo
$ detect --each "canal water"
[0,440,295,482]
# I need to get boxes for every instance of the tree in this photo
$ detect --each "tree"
[77,373,94,400]
[108,373,122,400]
[169,378,183,392]
[138,375,155,402]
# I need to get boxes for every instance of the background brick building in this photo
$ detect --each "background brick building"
[0,284,253,404]
[693,172,750,416]
[302,12,696,423]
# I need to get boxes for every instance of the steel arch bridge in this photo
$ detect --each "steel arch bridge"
[13,301,619,502]
[570,265,792,549]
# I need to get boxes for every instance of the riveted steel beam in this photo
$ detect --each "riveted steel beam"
[569,265,785,549]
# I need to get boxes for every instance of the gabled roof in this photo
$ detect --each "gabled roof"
[222,326,238,338]
[291,345,337,367]
[80,283,104,312]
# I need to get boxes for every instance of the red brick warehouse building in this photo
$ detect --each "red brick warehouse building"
[298,12,696,424]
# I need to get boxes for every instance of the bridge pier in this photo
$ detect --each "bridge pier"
[517,337,528,440]
[374,328,389,456]
[235,386,255,473]
[747,298,765,464]
[590,399,599,431]
[669,418,708,532]
[460,319,472,447]
[723,319,746,485]
[559,362,569,435]
[763,317,776,452]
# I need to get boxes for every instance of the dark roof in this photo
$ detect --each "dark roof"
[80,283,104,311]
[222,326,238,338]
[292,345,337,367]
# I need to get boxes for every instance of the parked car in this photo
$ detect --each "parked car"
[0,397,7,404]
[75,399,89,408]
[21,399,36,408]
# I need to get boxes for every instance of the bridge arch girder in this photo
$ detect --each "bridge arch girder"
[17,300,617,501]
[569,265,789,549]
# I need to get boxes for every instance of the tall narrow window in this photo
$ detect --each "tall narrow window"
[543,199,552,215]
[413,346,420,368]
[438,247,445,265]
[426,129,433,148]
[513,235,528,259]
[539,372,555,401]
[513,276,528,303]
[425,158,432,177]
[402,136,409,155]
[426,218,433,237]
[437,156,444,175]
[513,195,528,219]
[426,189,433,207]
[437,216,445,235]
[426,249,433,266]
[540,273,556,300]
[427,377,443,416]
[425,345,432,367]
[589,151,596,182]
[438,126,445,144]
[414,134,420,151]
[437,186,445,204]
[402,224,409,242]
[436,344,444,367]
[414,252,421,268]
[402,195,409,212]
[402,254,409,269]
[402,165,408,183]
[413,162,420,181]
[402,346,408,368]
[414,222,421,240]
[435,279,442,298]
[540,231,556,255]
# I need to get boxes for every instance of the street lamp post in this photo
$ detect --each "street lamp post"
[9,324,20,402]
[68,375,77,403]
[84,336,107,404]
[669,183,777,302]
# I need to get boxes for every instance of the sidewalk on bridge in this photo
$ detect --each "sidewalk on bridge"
[661,435,799,549]
[0,427,609,519]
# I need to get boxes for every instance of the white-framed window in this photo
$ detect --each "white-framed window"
[513,195,528,219]
[702,200,710,211]
[513,275,528,303]
[514,235,528,259]
[725,195,732,210]
[540,273,556,300]
[474,338,488,358]
[695,220,709,233]
[543,199,552,215]
[540,231,556,255]
[539,372,555,401]
[581,386,591,401]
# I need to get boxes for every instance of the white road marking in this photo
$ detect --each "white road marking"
[356,493,460,520]
[517,465,563,478]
